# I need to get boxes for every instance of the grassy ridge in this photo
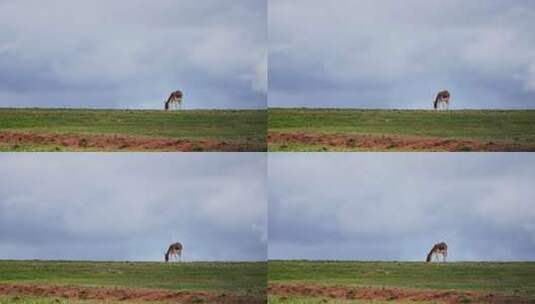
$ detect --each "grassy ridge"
[269,260,535,296]
[0,108,266,143]
[267,296,430,304]
[268,108,535,142]
[0,260,266,296]
[0,296,127,304]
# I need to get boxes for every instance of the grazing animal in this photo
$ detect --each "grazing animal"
[434,90,450,110]
[164,242,183,262]
[164,90,183,111]
[426,242,448,262]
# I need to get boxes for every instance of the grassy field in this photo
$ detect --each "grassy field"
[0,260,266,303]
[0,297,134,304]
[268,108,535,151]
[267,297,431,304]
[268,297,422,304]
[0,108,266,151]
[268,260,535,303]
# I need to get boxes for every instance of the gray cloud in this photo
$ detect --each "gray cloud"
[269,0,535,109]
[0,153,266,261]
[0,0,266,109]
[268,153,535,261]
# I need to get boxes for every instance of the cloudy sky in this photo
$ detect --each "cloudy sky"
[0,153,266,261]
[269,153,535,261]
[269,0,535,109]
[0,0,266,109]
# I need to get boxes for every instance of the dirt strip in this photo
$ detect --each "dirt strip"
[269,283,532,304]
[0,283,264,304]
[0,131,263,151]
[268,131,535,151]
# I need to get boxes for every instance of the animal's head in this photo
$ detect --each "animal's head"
[164,253,169,262]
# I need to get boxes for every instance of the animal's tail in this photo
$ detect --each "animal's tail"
[426,245,436,262]
[164,94,175,111]
[164,245,173,262]
[433,96,439,109]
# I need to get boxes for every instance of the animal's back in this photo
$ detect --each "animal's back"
[171,90,183,98]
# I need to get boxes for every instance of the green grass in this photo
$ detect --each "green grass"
[0,296,129,304]
[0,108,266,151]
[269,143,378,152]
[269,260,535,297]
[268,142,483,152]
[268,108,535,150]
[268,295,435,304]
[0,143,123,152]
[0,260,266,296]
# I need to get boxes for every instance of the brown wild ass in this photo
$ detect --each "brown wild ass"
[426,242,448,262]
[164,90,183,111]
[164,242,183,262]
[434,90,450,110]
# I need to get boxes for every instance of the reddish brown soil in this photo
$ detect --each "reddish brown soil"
[268,131,535,151]
[269,283,532,304]
[0,283,264,304]
[0,131,263,152]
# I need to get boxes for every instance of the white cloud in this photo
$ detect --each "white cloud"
[268,153,535,261]
[0,153,266,261]
[252,53,268,94]
[269,0,535,108]
[0,0,266,109]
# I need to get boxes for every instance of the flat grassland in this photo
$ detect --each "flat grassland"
[268,260,535,304]
[0,260,266,304]
[0,108,266,151]
[268,108,535,151]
